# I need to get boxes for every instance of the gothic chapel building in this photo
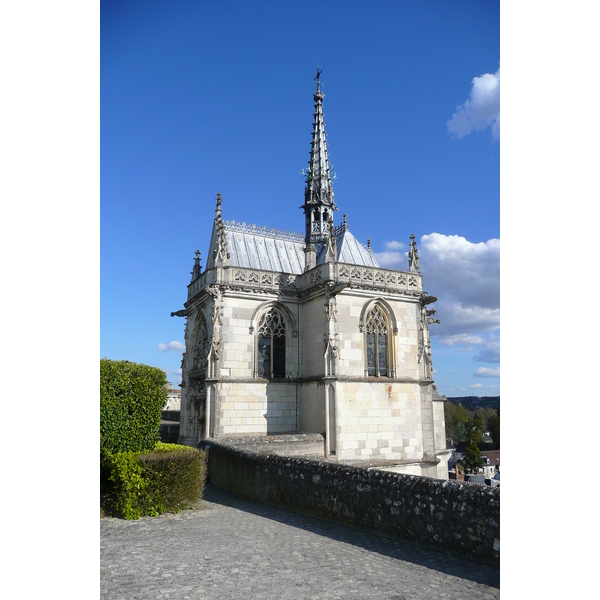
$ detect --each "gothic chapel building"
[174,77,449,478]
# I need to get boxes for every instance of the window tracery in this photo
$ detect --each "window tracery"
[256,308,286,379]
[364,304,391,377]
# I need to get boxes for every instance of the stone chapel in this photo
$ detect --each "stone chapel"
[173,76,449,478]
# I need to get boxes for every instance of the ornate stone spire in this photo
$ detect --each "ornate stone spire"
[301,68,337,245]
[191,249,202,281]
[207,192,230,269]
[408,233,420,273]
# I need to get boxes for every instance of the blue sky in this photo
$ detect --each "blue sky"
[100,0,500,396]
[6,2,600,591]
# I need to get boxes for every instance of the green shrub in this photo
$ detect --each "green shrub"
[101,450,147,520]
[101,444,207,519]
[100,359,167,456]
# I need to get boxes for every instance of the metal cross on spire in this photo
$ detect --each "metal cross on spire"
[314,66,323,91]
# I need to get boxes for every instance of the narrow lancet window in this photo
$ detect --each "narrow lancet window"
[365,304,388,377]
[257,309,286,379]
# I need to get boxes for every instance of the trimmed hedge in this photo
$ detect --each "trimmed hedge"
[101,443,208,519]
[100,359,167,455]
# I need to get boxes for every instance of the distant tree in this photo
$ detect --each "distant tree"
[444,402,472,443]
[475,407,498,433]
[463,415,484,473]
[488,409,500,449]
[453,421,467,443]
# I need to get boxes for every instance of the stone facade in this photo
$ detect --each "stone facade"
[173,76,450,478]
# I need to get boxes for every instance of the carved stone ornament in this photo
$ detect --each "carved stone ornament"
[408,233,420,273]
[324,337,339,358]
[192,313,209,372]
[324,294,337,323]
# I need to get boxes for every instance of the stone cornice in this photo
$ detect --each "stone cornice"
[208,375,431,385]
[187,262,424,304]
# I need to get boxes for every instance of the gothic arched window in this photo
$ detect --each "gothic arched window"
[365,304,389,377]
[256,308,286,379]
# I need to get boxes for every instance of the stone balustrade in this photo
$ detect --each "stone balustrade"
[188,262,423,301]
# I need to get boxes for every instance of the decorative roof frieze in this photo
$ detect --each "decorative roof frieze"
[224,220,305,243]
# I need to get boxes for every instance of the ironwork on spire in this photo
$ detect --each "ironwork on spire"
[301,68,337,244]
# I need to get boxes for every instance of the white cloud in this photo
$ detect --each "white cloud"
[158,341,185,352]
[376,233,500,371]
[447,68,500,140]
[475,340,500,364]
[373,251,406,270]
[459,383,497,392]
[375,234,500,316]
[385,240,405,251]
[420,233,499,310]
[373,241,407,269]
[420,234,499,356]
[434,302,499,340]
[437,333,487,348]
[474,367,500,378]
[164,367,183,385]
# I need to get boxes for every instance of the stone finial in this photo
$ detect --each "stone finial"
[215,192,223,219]
[191,249,202,281]
[409,233,420,273]
[213,194,230,267]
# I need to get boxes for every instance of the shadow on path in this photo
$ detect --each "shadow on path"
[203,483,500,589]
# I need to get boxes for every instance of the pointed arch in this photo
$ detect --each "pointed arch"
[360,299,397,378]
[359,298,398,335]
[250,301,297,336]
[251,301,297,380]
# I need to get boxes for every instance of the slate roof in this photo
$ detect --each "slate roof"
[225,223,305,274]
[223,220,380,273]
[466,474,486,485]
[481,450,500,465]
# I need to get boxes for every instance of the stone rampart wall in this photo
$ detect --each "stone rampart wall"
[202,439,499,564]
[210,434,324,457]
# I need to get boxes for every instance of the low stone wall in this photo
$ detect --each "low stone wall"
[201,439,500,564]
[207,434,325,457]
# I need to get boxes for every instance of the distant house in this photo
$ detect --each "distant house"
[449,449,500,484]
[165,383,181,411]
[161,383,182,443]
[464,474,486,485]
[481,450,500,478]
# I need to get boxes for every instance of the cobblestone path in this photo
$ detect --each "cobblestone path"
[101,484,500,599]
